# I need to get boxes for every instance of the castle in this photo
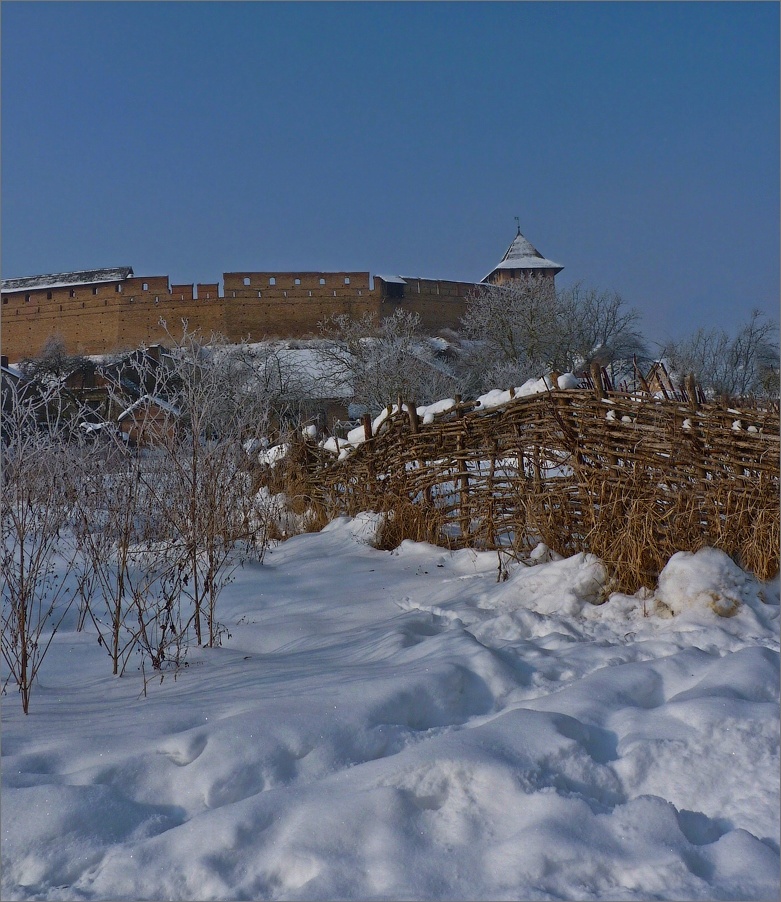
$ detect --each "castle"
[0,229,562,363]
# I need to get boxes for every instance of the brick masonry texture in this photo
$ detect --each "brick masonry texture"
[0,271,483,362]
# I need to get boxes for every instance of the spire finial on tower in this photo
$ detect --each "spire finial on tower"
[514,216,521,235]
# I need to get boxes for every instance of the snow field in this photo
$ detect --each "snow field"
[2,519,779,900]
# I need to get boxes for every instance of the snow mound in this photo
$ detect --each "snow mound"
[475,372,580,411]
[656,547,762,617]
[484,551,607,617]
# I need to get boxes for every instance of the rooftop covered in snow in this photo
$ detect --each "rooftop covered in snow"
[1,267,135,294]
[482,230,563,282]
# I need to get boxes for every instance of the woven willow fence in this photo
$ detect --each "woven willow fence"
[268,389,780,591]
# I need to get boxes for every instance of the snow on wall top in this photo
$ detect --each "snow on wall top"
[482,231,563,281]
[1,267,134,293]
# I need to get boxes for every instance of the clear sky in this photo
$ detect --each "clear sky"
[2,1,778,349]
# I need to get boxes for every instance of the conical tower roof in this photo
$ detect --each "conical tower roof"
[482,228,563,282]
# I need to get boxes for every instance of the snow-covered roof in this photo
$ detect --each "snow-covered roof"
[378,273,482,287]
[1,267,134,293]
[117,393,181,422]
[482,231,563,282]
[1,362,24,380]
[399,275,483,286]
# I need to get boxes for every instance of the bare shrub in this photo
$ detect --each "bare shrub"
[115,326,275,649]
[70,438,179,675]
[1,378,79,712]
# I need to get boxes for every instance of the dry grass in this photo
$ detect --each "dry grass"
[257,392,780,594]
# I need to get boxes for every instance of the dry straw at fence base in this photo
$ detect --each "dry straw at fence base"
[261,390,779,594]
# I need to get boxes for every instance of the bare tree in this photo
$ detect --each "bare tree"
[460,277,563,381]
[19,333,96,387]
[558,283,649,375]
[125,327,274,648]
[459,277,648,393]
[208,340,310,435]
[665,310,779,401]
[69,435,177,676]
[1,378,78,713]
[318,309,457,413]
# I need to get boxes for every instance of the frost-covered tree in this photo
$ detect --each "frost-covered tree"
[558,283,649,373]
[460,277,563,378]
[318,309,458,413]
[1,376,80,713]
[19,333,96,387]
[664,310,779,401]
[120,326,275,648]
[459,277,648,393]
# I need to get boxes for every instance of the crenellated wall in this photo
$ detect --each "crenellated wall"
[0,269,481,361]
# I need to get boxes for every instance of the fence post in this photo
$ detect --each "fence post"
[590,360,605,400]
[634,355,652,396]
[407,401,420,434]
[685,373,698,412]
[456,431,470,540]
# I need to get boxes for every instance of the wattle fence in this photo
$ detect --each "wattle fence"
[267,389,780,591]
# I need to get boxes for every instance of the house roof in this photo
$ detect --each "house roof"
[117,393,181,422]
[482,231,563,282]
[1,267,134,294]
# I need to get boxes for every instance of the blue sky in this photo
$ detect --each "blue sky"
[2,1,778,347]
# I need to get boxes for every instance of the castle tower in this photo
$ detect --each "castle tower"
[482,225,563,285]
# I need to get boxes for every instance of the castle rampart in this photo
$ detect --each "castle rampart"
[1,229,561,362]
[1,269,479,361]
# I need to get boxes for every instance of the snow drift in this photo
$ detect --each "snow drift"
[2,524,779,900]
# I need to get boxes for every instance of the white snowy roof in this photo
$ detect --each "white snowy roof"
[117,393,181,422]
[375,275,407,284]
[482,231,563,282]
[1,267,134,293]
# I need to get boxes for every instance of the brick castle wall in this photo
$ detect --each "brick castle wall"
[1,270,478,362]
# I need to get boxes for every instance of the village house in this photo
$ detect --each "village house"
[117,394,181,449]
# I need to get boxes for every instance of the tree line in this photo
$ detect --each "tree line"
[316,279,778,415]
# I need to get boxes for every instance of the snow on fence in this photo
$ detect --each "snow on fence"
[264,388,780,591]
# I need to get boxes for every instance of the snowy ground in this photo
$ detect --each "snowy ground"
[2,518,779,901]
